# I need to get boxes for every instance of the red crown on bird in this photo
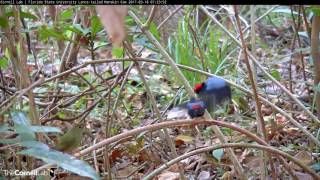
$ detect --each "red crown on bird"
[194,83,204,94]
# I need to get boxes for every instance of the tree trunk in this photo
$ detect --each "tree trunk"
[311,12,320,118]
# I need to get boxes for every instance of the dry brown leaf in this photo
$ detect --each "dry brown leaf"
[96,5,128,47]
[157,171,180,180]
[167,163,181,172]
[245,156,261,174]
[116,163,137,177]
[293,171,313,180]
[110,149,124,163]
[289,151,313,171]
[198,171,210,180]
[221,171,232,180]
[261,104,273,116]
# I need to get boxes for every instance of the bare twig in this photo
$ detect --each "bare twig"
[157,5,184,30]
[234,6,268,179]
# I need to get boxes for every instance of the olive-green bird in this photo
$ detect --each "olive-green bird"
[55,123,85,153]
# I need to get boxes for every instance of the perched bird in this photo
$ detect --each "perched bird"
[55,123,85,153]
[186,98,207,118]
[194,76,231,113]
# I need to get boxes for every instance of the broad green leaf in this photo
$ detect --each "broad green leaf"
[279,144,294,152]
[125,16,135,26]
[314,83,320,93]
[0,56,9,69]
[94,42,110,50]
[57,112,65,119]
[311,163,320,171]
[149,21,160,41]
[59,8,73,20]
[58,84,81,94]
[66,24,84,35]
[91,15,102,37]
[19,148,100,180]
[33,87,48,93]
[30,126,62,133]
[310,6,320,16]
[11,111,35,141]
[4,48,10,60]
[0,124,10,132]
[38,26,66,41]
[6,11,38,20]
[112,47,124,58]
[18,141,50,149]
[212,149,224,162]
[272,7,299,15]
[0,138,20,144]
[20,11,38,20]
[0,16,8,28]
[270,69,281,81]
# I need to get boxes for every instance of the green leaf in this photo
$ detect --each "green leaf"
[20,11,38,20]
[33,87,48,93]
[66,24,85,35]
[149,21,160,41]
[311,163,320,171]
[59,8,73,20]
[314,83,320,93]
[0,138,20,144]
[272,7,299,15]
[94,42,110,50]
[91,15,102,37]
[38,25,67,41]
[279,144,294,152]
[19,148,100,180]
[0,16,8,28]
[212,149,224,162]
[112,47,124,58]
[309,6,320,16]
[11,111,35,141]
[0,124,10,132]
[30,126,62,133]
[58,84,81,94]
[0,56,9,69]
[270,69,281,81]
[125,16,135,26]
[18,141,50,149]
[4,48,10,60]
[6,11,38,20]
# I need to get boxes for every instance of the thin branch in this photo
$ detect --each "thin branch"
[157,5,184,30]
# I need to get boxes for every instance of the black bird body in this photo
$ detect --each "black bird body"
[186,99,206,118]
[194,77,231,113]
[168,99,207,119]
